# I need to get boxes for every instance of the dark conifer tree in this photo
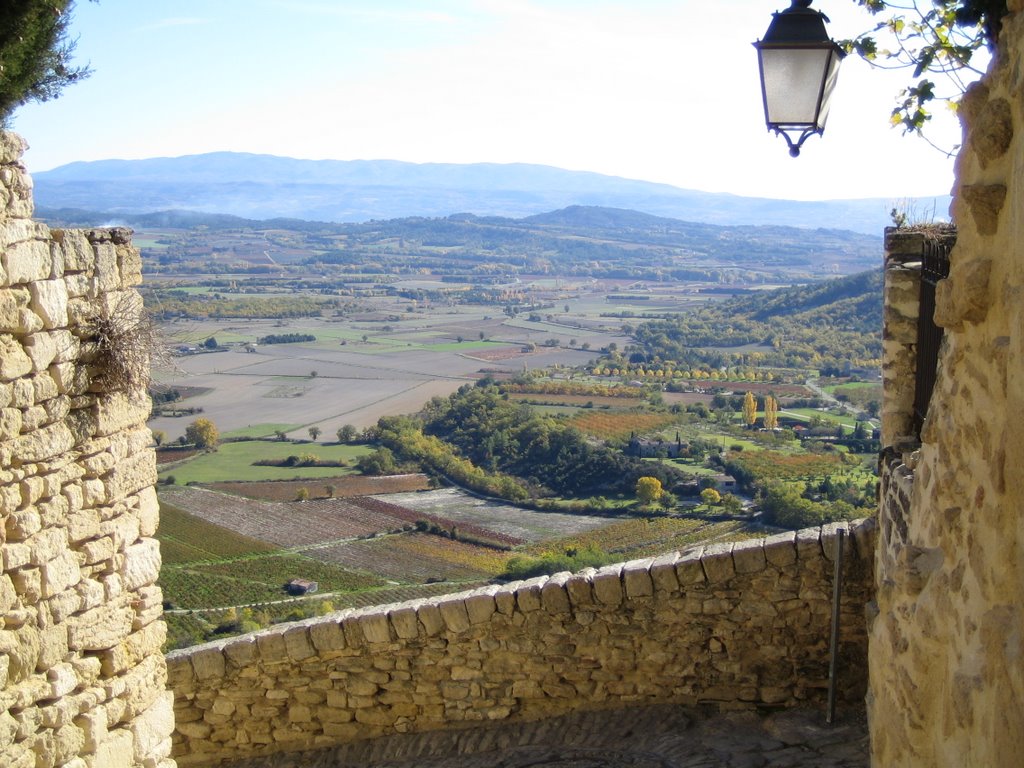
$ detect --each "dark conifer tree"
[0,2,92,126]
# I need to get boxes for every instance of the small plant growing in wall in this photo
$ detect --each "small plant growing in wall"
[81,293,169,392]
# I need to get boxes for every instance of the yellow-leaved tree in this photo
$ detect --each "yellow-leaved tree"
[742,391,757,427]
[185,417,219,449]
[635,476,663,506]
[764,396,779,430]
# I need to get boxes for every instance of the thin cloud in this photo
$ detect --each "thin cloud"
[264,2,458,26]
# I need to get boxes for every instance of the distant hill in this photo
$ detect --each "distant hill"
[631,269,883,371]
[32,152,949,235]
[37,204,883,280]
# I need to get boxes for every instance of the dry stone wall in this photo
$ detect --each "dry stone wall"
[167,521,874,768]
[870,7,1024,766]
[0,133,174,768]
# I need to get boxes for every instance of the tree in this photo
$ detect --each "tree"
[843,1,1003,151]
[308,426,321,441]
[764,396,779,430]
[635,476,663,505]
[295,487,310,502]
[185,417,218,449]
[700,487,722,506]
[742,391,757,427]
[0,2,93,127]
[203,336,218,349]
[336,424,358,443]
[151,429,166,447]
[356,447,397,476]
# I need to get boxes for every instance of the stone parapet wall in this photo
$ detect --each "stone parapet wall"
[167,521,875,767]
[0,133,174,767]
[868,8,1024,766]
[881,229,925,448]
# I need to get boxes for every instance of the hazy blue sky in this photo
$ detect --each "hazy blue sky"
[12,0,979,202]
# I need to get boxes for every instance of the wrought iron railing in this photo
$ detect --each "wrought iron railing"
[911,230,954,438]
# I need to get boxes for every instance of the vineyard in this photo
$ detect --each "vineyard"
[522,517,765,561]
[156,481,769,650]
[728,450,850,483]
[567,410,683,441]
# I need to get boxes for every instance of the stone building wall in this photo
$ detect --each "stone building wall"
[167,521,874,768]
[0,133,175,767]
[869,6,1024,766]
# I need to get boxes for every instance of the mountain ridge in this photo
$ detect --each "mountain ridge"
[32,153,949,235]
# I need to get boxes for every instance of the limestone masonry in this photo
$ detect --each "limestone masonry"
[872,5,1024,765]
[0,133,174,768]
[167,522,874,767]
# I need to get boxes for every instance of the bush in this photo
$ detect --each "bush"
[502,545,614,580]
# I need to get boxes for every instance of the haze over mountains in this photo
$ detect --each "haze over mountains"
[32,153,950,235]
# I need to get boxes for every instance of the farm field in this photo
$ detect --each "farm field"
[373,489,616,542]
[156,483,766,642]
[151,313,610,442]
[156,440,372,484]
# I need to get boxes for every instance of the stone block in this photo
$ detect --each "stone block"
[795,528,822,561]
[3,239,51,285]
[121,538,162,592]
[464,589,498,624]
[28,279,68,329]
[731,540,767,574]
[357,612,392,644]
[416,602,444,636]
[438,598,471,633]
[540,572,572,614]
[0,334,32,380]
[131,691,175,762]
[41,549,81,598]
[515,577,546,613]
[52,230,93,273]
[255,629,287,661]
[386,606,419,640]
[15,421,74,463]
[36,624,69,672]
[283,625,317,659]
[763,531,797,567]
[701,543,736,583]
[93,727,134,768]
[592,564,623,606]
[623,559,655,598]
[66,603,134,652]
[308,616,348,652]
[649,552,680,593]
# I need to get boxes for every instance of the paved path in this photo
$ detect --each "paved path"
[226,704,868,767]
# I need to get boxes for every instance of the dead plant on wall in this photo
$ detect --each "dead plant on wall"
[82,293,171,393]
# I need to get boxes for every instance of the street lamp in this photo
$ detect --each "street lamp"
[754,0,845,157]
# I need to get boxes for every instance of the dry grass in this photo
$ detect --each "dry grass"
[83,293,172,392]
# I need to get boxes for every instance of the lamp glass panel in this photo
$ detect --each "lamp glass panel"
[759,47,833,126]
[814,51,842,130]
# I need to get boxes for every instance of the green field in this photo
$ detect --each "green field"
[157,441,372,484]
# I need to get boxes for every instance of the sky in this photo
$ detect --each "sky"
[12,0,984,202]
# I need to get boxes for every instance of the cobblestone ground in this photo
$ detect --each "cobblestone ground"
[226,705,868,767]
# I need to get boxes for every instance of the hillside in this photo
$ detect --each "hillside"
[37,204,882,281]
[32,152,949,235]
[630,269,883,371]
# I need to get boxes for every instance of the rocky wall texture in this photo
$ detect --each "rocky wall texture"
[167,521,875,768]
[869,7,1024,766]
[0,133,175,768]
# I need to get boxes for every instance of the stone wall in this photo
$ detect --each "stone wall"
[0,133,174,767]
[167,521,874,767]
[869,7,1024,766]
